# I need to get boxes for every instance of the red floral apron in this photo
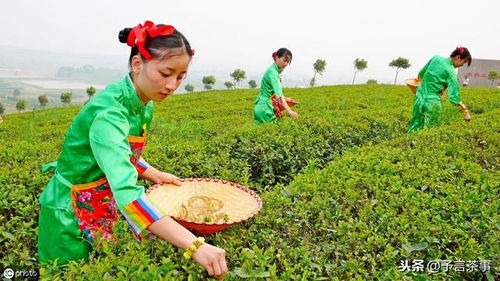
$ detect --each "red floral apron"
[271,94,284,118]
[70,127,147,242]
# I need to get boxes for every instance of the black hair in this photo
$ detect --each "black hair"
[118,24,193,66]
[450,47,472,66]
[272,48,293,64]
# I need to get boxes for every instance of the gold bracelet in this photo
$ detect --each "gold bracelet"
[183,237,205,259]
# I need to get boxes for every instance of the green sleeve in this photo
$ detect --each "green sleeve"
[269,71,283,98]
[418,56,434,78]
[89,109,143,210]
[447,73,461,105]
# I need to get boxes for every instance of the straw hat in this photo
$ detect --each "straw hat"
[146,178,262,236]
[405,78,421,94]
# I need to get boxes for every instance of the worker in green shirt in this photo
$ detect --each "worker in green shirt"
[408,47,472,133]
[254,48,299,124]
[37,21,227,279]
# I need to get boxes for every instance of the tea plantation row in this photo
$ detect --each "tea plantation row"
[0,85,498,280]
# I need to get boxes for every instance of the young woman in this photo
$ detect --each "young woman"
[38,21,227,278]
[462,75,470,87]
[253,48,299,124]
[408,47,472,133]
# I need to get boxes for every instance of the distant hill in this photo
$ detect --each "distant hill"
[0,45,126,84]
[0,45,313,89]
[0,45,125,72]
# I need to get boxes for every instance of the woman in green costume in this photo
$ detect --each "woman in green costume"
[408,47,472,133]
[254,48,299,124]
[37,21,227,279]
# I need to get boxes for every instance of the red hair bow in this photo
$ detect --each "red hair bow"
[458,47,464,54]
[127,21,175,60]
[272,52,277,60]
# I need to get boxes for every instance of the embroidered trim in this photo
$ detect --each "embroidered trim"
[120,195,166,241]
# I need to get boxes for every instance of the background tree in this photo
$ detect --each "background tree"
[389,57,411,85]
[488,70,498,86]
[86,86,96,100]
[184,83,194,92]
[248,80,257,89]
[230,69,246,88]
[60,92,72,105]
[13,89,21,96]
[311,59,327,87]
[366,79,378,84]
[202,76,216,90]
[310,77,316,87]
[224,81,234,89]
[38,95,49,107]
[0,102,5,115]
[352,58,368,84]
[55,66,75,78]
[16,100,27,112]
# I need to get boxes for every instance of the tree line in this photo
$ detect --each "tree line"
[0,86,97,113]
[183,57,416,92]
[1,64,497,114]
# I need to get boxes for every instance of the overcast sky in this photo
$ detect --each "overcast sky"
[1,0,499,86]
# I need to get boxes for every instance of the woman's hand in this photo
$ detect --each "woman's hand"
[456,103,471,121]
[464,111,471,122]
[154,172,182,186]
[192,243,228,279]
[139,159,182,185]
[147,217,227,279]
[287,110,299,119]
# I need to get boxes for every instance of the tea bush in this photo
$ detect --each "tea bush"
[0,85,498,280]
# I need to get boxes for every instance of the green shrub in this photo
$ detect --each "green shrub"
[0,85,498,280]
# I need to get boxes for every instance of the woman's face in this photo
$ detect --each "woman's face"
[275,55,291,70]
[452,56,469,68]
[131,53,190,103]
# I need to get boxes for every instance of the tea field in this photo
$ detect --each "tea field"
[0,84,498,280]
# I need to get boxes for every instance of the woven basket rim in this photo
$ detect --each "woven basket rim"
[405,78,421,87]
[146,178,262,226]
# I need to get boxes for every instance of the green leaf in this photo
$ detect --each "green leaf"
[233,268,270,278]
[117,266,127,275]
[2,232,15,240]
[402,242,428,252]
[233,268,252,278]
[402,243,414,252]
[412,242,428,251]
[253,271,271,278]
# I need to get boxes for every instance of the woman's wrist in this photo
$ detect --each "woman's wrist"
[456,102,467,112]
[141,166,158,181]
[183,237,205,259]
